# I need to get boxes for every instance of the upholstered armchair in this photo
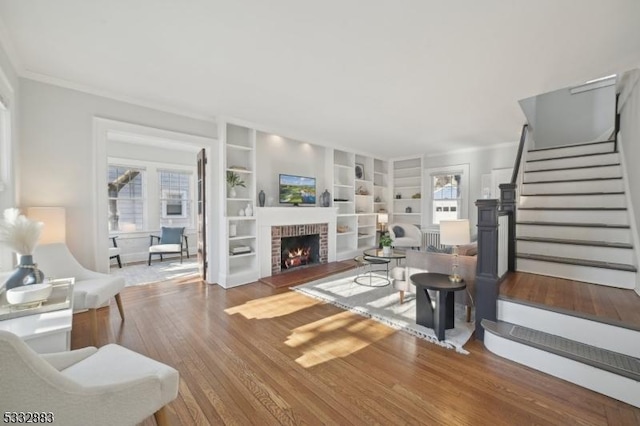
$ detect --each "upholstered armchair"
[388,223,422,250]
[148,227,189,265]
[33,243,125,345]
[0,330,179,426]
[109,236,122,268]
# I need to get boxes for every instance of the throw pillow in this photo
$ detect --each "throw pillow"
[458,242,478,256]
[392,226,405,238]
[160,227,184,244]
[426,244,452,254]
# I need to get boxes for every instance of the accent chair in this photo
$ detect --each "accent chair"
[109,236,122,268]
[388,223,422,250]
[148,226,189,265]
[0,330,179,426]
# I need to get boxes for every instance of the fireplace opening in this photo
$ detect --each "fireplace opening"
[281,234,320,270]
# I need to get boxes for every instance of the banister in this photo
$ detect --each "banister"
[510,124,528,184]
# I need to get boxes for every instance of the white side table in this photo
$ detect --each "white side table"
[0,278,74,353]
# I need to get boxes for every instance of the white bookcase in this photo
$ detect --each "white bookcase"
[220,122,259,287]
[332,149,389,260]
[391,156,423,228]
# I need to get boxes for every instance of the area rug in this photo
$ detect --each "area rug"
[110,261,200,287]
[292,271,474,354]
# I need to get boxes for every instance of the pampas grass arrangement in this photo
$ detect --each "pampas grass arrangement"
[0,208,43,255]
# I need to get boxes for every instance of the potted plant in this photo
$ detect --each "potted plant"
[226,171,246,198]
[379,232,393,256]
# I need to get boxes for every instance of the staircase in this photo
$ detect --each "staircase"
[482,139,640,408]
[516,139,637,288]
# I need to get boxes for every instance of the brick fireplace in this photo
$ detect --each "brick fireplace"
[271,223,328,274]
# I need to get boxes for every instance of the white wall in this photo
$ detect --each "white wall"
[520,84,616,148]
[108,141,196,165]
[19,78,217,269]
[0,41,20,271]
[618,69,640,295]
[423,143,518,228]
[255,132,328,206]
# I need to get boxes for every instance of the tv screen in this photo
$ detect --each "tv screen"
[279,174,316,205]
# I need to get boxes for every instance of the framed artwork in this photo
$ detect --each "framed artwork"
[355,163,364,179]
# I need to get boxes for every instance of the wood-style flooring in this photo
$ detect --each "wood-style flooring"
[500,271,640,328]
[71,269,640,425]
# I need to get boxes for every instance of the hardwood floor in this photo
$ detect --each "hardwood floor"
[500,271,640,328]
[72,274,640,425]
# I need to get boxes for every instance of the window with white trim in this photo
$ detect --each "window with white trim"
[107,165,146,232]
[159,170,192,227]
[425,164,469,226]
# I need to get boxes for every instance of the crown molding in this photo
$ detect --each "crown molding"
[22,69,217,123]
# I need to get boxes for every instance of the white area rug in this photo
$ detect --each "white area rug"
[292,271,474,354]
[111,261,200,287]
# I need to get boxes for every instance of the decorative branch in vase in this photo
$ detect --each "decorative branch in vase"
[226,171,246,198]
[0,208,45,289]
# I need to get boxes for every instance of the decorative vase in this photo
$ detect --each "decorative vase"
[229,223,237,237]
[238,208,245,216]
[245,203,253,216]
[405,206,412,213]
[258,190,266,207]
[4,255,45,290]
[229,187,237,198]
[320,189,331,207]
[382,246,392,256]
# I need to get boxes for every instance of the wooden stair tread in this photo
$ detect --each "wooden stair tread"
[518,206,626,211]
[517,236,632,249]
[525,163,620,173]
[522,177,622,184]
[527,152,617,163]
[516,221,630,229]
[482,319,640,381]
[521,192,625,196]
[517,253,637,272]
[527,139,615,153]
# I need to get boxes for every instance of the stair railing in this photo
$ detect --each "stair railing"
[474,125,527,341]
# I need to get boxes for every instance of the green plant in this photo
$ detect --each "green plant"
[379,233,393,247]
[226,171,246,188]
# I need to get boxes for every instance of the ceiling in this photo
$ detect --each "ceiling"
[1,0,639,158]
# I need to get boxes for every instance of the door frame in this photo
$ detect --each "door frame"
[93,118,219,282]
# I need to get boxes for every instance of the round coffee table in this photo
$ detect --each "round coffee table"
[353,255,391,287]
[410,272,466,341]
[362,248,406,265]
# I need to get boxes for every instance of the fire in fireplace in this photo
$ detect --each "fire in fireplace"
[281,234,320,270]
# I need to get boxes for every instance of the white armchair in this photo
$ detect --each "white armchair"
[33,243,125,345]
[388,223,422,250]
[0,330,179,426]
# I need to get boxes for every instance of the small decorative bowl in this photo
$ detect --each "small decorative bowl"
[6,283,53,306]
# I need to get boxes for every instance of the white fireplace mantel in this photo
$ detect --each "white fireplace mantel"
[256,207,338,278]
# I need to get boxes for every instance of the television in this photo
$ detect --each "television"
[279,174,316,206]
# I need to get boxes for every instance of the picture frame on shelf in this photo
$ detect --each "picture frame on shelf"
[355,163,364,179]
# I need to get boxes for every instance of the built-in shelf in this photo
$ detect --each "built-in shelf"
[226,143,253,151]
[392,157,423,228]
[228,252,256,259]
[226,168,253,174]
[229,236,256,241]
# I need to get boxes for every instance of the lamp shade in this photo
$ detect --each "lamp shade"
[27,207,66,244]
[377,213,389,224]
[440,219,470,246]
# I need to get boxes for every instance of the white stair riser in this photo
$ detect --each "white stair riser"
[523,165,621,183]
[525,153,619,171]
[484,332,640,408]
[519,194,626,208]
[526,142,615,161]
[518,209,628,225]
[517,240,634,264]
[516,224,633,244]
[497,300,640,357]
[516,258,636,289]
[522,179,624,194]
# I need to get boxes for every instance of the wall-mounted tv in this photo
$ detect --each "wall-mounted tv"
[279,174,316,206]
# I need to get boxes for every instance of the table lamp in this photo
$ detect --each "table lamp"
[377,212,389,232]
[440,219,470,282]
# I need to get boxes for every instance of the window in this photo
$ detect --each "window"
[107,165,145,232]
[431,172,462,224]
[159,170,192,227]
